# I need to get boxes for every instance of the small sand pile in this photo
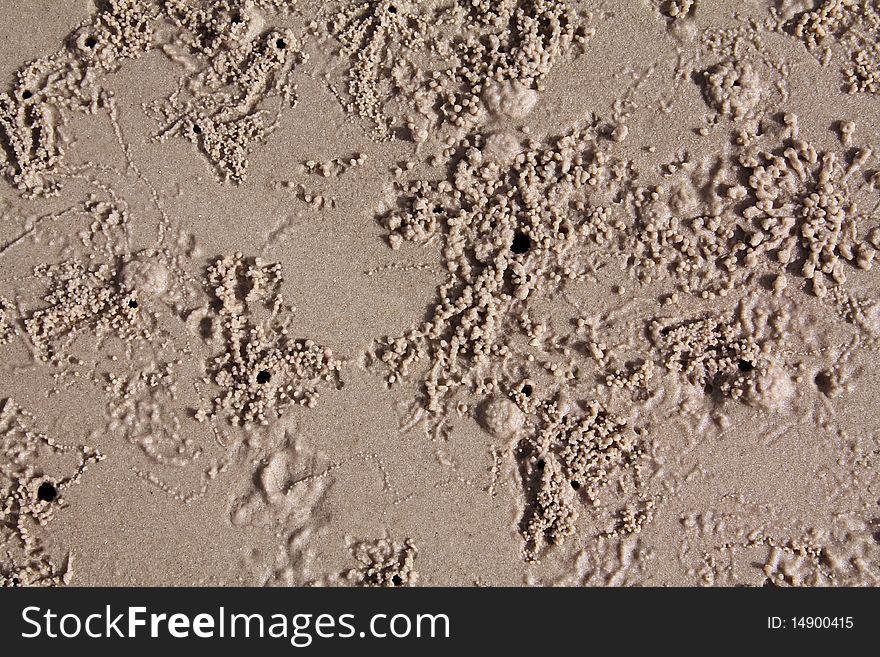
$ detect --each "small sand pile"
[0,398,103,587]
[345,536,418,587]
[196,254,342,427]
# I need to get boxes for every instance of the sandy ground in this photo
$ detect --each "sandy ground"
[1,0,879,587]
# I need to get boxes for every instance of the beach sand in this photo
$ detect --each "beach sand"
[1,0,879,586]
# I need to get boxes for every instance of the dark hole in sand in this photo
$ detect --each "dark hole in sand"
[84,36,97,48]
[37,482,57,503]
[511,231,531,254]
[814,370,833,396]
[521,383,532,397]
[257,370,271,384]
[128,299,138,308]
[392,574,403,586]
[738,360,753,373]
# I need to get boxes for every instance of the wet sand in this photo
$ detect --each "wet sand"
[1,0,879,586]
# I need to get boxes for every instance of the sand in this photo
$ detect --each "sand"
[1,0,879,587]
